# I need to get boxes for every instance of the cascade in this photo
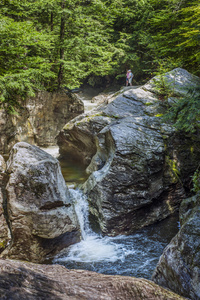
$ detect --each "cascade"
[54,189,125,263]
[53,189,179,278]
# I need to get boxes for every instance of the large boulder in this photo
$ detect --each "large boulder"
[145,67,200,97]
[0,91,84,154]
[152,193,200,299]
[0,259,186,300]
[0,142,80,263]
[57,68,200,236]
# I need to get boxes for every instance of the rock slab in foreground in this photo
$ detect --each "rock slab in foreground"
[0,259,186,300]
[0,142,80,262]
[152,194,200,300]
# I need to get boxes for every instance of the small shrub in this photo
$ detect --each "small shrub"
[192,168,200,193]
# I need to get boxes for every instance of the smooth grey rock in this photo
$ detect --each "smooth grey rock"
[152,194,200,300]
[0,142,80,262]
[144,67,200,97]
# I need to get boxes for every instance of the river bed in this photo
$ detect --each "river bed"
[42,90,179,280]
[52,189,179,280]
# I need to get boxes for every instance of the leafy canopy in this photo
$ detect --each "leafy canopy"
[0,0,199,112]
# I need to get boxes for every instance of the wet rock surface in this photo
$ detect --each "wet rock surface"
[57,68,200,235]
[0,142,80,262]
[0,259,186,300]
[152,193,200,300]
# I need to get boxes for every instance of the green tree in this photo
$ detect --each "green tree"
[0,0,119,110]
[162,86,200,133]
[0,14,55,112]
[108,0,155,81]
[147,0,200,76]
[0,0,199,111]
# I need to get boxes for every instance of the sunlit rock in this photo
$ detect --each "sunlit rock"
[0,155,6,173]
[0,91,84,154]
[0,142,80,262]
[0,259,185,300]
[152,193,200,299]
[57,68,200,236]
[144,68,200,97]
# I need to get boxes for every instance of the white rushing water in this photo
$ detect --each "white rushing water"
[76,89,101,112]
[53,188,179,278]
[41,146,59,158]
[54,189,129,263]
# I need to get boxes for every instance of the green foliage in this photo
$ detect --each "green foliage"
[0,240,7,249]
[147,0,200,76]
[109,0,154,79]
[152,75,176,102]
[0,13,55,112]
[162,86,200,133]
[192,167,200,193]
[0,69,56,113]
[166,155,181,184]
[0,0,199,111]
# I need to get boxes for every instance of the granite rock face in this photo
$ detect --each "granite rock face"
[57,68,200,235]
[152,193,200,300]
[0,259,186,300]
[0,142,80,262]
[145,67,200,97]
[0,91,84,154]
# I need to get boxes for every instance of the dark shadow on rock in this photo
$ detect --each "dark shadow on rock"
[0,268,62,300]
[38,230,80,260]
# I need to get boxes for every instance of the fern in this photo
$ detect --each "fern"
[192,167,200,193]
[162,86,200,133]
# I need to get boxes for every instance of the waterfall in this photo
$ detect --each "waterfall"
[55,189,124,263]
[72,189,93,240]
[66,189,122,262]
[53,189,179,278]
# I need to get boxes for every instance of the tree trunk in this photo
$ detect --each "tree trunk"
[58,0,66,87]
[50,12,54,31]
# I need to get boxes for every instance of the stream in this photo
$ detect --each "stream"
[42,89,179,280]
[53,189,179,279]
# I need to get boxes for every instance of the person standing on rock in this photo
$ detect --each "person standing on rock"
[126,70,130,86]
[128,70,133,86]
[126,70,133,86]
